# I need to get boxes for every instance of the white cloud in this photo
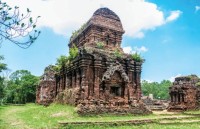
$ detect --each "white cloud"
[5,0,182,38]
[195,6,200,12]
[169,74,182,82]
[165,11,182,23]
[123,46,148,54]
[134,46,148,53]
[123,46,132,54]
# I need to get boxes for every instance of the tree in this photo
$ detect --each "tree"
[141,80,172,100]
[0,76,5,104]
[54,46,78,71]
[55,55,68,71]
[0,55,6,72]
[0,55,7,104]
[0,1,40,48]
[4,70,39,104]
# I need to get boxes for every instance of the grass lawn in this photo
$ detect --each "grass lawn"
[0,103,200,129]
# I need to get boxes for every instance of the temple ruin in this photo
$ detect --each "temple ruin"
[36,7,151,115]
[36,65,56,106]
[168,75,200,111]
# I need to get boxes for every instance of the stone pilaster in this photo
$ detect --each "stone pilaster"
[80,58,90,99]
[72,70,75,88]
[76,69,80,88]
[127,60,135,100]
[94,59,101,98]
[135,62,142,100]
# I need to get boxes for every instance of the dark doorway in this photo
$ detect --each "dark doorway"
[110,86,121,96]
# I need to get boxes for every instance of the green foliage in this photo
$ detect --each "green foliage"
[0,77,5,103]
[69,45,78,60]
[0,55,7,104]
[55,55,69,71]
[55,45,78,71]
[141,80,172,100]
[96,42,105,49]
[131,53,143,62]
[0,1,41,48]
[0,55,7,72]
[3,70,39,104]
[71,23,86,40]
[196,82,200,87]
[114,49,122,58]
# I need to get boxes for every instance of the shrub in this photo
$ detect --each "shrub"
[69,45,78,60]
[196,82,200,87]
[131,53,143,62]
[114,49,122,58]
[70,23,86,40]
[96,42,105,49]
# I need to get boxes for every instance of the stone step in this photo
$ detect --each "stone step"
[160,120,200,124]
[59,115,197,126]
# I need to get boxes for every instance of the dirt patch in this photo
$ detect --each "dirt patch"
[51,112,69,117]
[160,120,200,124]
[153,110,180,115]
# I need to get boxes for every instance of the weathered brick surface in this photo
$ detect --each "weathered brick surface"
[37,8,151,115]
[36,65,56,106]
[168,75,200,111]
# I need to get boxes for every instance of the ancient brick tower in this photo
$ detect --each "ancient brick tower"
[37,7,151,114]
[168,75,200,111]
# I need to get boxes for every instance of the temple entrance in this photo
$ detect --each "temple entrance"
[104,71,125,98]
[110,85,121,96]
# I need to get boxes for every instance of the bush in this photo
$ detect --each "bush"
[69,45,78,60]
[196,82,200,87]
[70,23,86,40]
[131,53,143,62]
[96,42,105,49]
[114,49,122,58]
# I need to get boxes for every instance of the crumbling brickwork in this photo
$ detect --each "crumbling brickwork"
[55,8,150,115]
[37,7,151,115]
[168,75,200,111]
[36,65,56,106]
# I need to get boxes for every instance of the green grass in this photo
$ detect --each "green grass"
[60,123,200,129]
[0,103,200,129]
[184,109,200,115]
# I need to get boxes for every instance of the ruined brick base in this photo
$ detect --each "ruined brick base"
[55,90,151,115]
[76,101,152,115]
[168,102,200,112]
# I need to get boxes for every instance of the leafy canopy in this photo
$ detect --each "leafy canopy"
[142,80,172,100]
[0,55,6,72]
[4,70,39,104]
[55,45,79,71]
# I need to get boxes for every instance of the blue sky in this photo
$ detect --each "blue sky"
[1,0,200,82]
